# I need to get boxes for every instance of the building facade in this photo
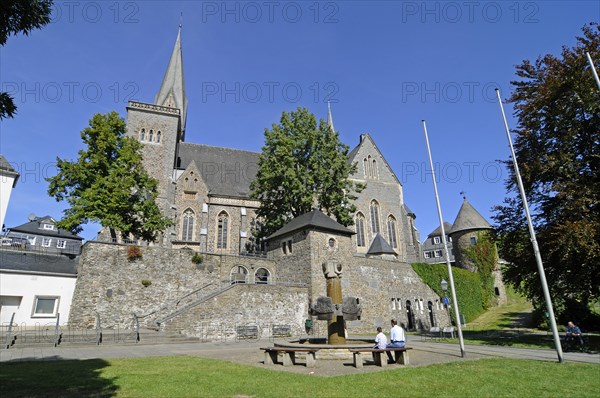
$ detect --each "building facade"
[0,154,19,230]
[68,28,458,336]
[1,216,81,325]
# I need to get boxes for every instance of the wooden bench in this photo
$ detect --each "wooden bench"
[349,347,413,368]
[261,347,320,368]
[236,325,259,341]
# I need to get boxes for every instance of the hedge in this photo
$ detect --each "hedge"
[411,263,486,324]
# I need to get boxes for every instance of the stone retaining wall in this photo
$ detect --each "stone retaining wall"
[69,240,450,337]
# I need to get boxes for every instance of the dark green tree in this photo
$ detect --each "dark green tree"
[250,107,364,238]
[493,24,600,325]
[1,0,53,119]
[47,111,173,242]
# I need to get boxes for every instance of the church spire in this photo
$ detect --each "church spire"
[155,25,188,137]
[327,98,335,132]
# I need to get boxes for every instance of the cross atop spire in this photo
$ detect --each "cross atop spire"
[155,25,188,138]
[327,98,335,133]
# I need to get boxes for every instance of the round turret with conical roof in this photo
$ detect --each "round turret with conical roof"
[448,198,494,272]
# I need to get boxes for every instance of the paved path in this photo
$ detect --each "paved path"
[1,339,598,376]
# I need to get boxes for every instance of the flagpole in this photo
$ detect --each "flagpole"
[422,120,466,358]
[586,52,600,91]
[494,89,564,363]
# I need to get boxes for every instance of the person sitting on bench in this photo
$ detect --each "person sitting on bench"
[386,319,405,363]
[565,321,584,349]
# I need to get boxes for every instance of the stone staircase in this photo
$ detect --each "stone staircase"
[154,284,238,328]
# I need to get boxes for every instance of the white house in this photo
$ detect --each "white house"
[0,217,81,326]
[0,154,19,231]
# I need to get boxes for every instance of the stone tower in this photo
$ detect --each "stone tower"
[448,198,494,272]
[125,27,187,244]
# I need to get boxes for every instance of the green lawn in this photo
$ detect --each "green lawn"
[1,356,599,398]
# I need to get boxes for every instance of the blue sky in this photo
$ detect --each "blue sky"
[1,1,597,241]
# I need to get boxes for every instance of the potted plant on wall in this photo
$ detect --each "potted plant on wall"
[127,245,142,261]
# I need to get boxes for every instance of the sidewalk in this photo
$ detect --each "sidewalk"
[1,339,597,376]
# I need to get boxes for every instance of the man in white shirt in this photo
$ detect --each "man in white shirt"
[386,319,406,362]
[374,326,387,349]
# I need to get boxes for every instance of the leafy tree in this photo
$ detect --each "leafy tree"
[250,107,364,238]
[47,111,173,242]
[1,0,53,119]
[493,24,600,326]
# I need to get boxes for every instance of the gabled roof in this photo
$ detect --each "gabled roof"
[347,134,402,186]
[155,27,188,136]
[178,143,259,198]
[366,233,397,256]
[7,216,83,240]
[0,154,20,185]
[267,209,354,240]
[427,222,453,238]
[449,199,492,234]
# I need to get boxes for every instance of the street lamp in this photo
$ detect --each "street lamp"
[441,279,450,324]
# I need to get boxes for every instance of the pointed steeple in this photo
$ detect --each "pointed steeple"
[327,99,335,132]
[155,25,188,137]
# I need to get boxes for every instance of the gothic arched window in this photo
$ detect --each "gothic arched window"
[372,159,378,179]
[367,155,373,178]
[140,128,146,141]
[363,158,369,177]
[370,200,380,234]
[217,211,229,249]
[148,129,154,142]
[181,209,195,241]
[387,215,398,249]
[355,213,366,247]
[156,131,161,143]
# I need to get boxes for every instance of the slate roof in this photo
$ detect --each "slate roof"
[178,143,259,198]
[427,222,453,238]
[154,28,188,136]
[366,233,397,256]
[268,209,354,240]
[8,216,83,240]
[449,199,492,234]
[0,154,19,185]
[347,142,360,162]
[0,249,78,275]
[403,204,416,218]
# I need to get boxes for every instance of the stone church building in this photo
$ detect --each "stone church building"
[69,29,470,338]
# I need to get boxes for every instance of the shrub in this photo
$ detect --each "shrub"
[411,263,486,324]
[141,279,152,287]
[191,253,204,264]
[127,245,142,260]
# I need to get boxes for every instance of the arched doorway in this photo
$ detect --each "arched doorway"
[405,300,415,331]
[230,265,248,284]
[254,268,270,284]
[428,301,435,327]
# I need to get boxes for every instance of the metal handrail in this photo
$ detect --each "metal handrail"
[96,313,103,345]
[4,313,16,349]
[53,314,62,347]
